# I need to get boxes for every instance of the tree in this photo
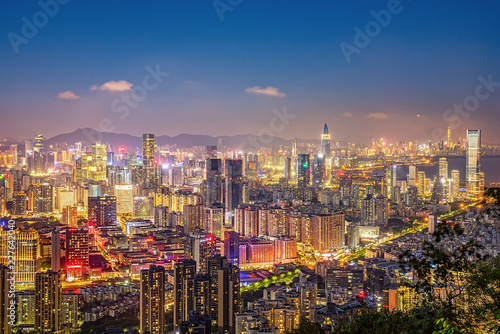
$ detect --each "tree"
[285,320,325,334]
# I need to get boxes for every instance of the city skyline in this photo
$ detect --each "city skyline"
[1,1,500,142]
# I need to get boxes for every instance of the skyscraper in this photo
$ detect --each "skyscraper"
[320,123,331,158]
[174,260,197,328]
[450,170,460,199]
[88,196,117,226]
[66,228,89,279]
[312,154,325,188]
[466,130,483,199]
[206,158,223,205]
[224,231,240,266]
[224,159,243,216]
[218,262,240,334]
[51,230,61,272]
[0,265,11,334]
[33,134,44,153]
[35,271,62,333]
[297,154,310,189]
[142,133,156,167]
[407,166,417,187]
[140,265,165,334]
[384,166,396,200]
[439,157,448,199]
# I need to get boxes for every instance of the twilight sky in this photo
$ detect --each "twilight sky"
[1,0,499,144]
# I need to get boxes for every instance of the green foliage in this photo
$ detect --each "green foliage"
[285,320,326,334]
[79,309,139,333]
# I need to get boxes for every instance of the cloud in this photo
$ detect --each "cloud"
[343,112,353,117]
[366,112,388,119]
[57,91,80,100]
[91,80,133,92]
[245,86,285,97]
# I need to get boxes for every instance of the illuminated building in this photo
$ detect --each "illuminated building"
[206,158,223,205]
[174,259,197,328]
[384,166,396,200]
[0,228,40,285]
[115,184,133,214]
[62,205,78,227]
[297,154,310,191]
[0,265,10,334]
[154,205,169,227]
[134,196,154,218]
[224,231,239,266]
[91,143,107,181]
[183,204,206,234]
[234,205,259,237]
[361,194,388,226]
[466,130,483,199]
[428,214,436,234]
[57,190,74,210]
[311,212,345,252]
[207,203,224,239]
[35,271,62,333]
[312,154,325,188]
[208,256,228,324]
[325,268,363,296]
[184,231,216,274]
[274,236,297,263]
[16,290,35,327]
[417,171,426,196]
[12,192,27,215]
[224,159,243,216]
[218,262,240,334]
[247,238,274,263]
[140,265,165,334]
[284,156,292,179]
[407,166,417,187]
[450,170,460,199]
[297,281,317,320]
[439,157,448,199]
[321,123,331,158]
[61,291,79,329]
[30,183,53,213]
[142,133,156,167]
[66,228,89,279]
[88,196,117,226]
[51,231,61,272]
[33,134,44,153]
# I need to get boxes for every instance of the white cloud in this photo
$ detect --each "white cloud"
[366,112,388,119]
[57,90,80,100]
[91,80,133,92]
[343,112,353,117]
[245,86,285,97]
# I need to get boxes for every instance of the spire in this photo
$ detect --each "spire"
[323,123,329,134]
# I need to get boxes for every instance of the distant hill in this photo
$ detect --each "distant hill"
[45,128,305,151]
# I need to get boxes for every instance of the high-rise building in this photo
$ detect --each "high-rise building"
[361,194,388,226]
[320,123,331,158]
[466,130,483,199]
[0,265,11,334]
[311,212,345,252]
[439,157,448,199]
[417,171,426,196]
[224,159,243,216]
[384,166,396,200]
[297,154,310,190]
[91,143,107,181]
[51,231,61,272]
[87,196,117,226]
[61,206,78,227]
[224,231,240,266]
[30,183,53,213]
[183,204,206,234]
[207,256,228,326]
[142,134,156,167]
[206,158,223,205]
[174,259,197,328]
[35,271,62,333]
[184,231,216,274]
[407,166,417,187]
[66,228,89,279]
[0,228,40,285]
[33,134,44,153]
[61,292,79,329]
[312,154,325,188]
[284,157,292,179]
[218,262,240,334]
[450,170,460,199]
[16,291,35,327]
[115,184,133,214]
[207,203,224,239]
[140,265,165,334]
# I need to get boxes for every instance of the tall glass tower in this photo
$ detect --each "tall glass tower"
[466,130,482,199]
[321,123,331,158]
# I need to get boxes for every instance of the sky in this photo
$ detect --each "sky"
[1,0,499,144]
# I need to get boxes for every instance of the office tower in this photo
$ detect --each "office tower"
[57,189,74,210]
[224,159,243,215]
[206,158,223,205]
[66,228,89,279]
[0,265,10,334]
[33,134,44,153]
[62,206,78,227]
[142,134,156,167]
[174,260,197,328]
[450,170,460,199]
[466,130,483,199]
[284,157,292,179]
[417,171,426,196]
[224,231,240,266]
[91,143,107,181]
[407,166,417,187]
[16,291,35,327]
[361,194,389,226]
[207,203,224,239]
[447,126,452,146]
[87,196,117,226]
[140,265,165,334]
[439,157,448,199]
[51,231,61,272]
[184,231,216,274]
[35,271,62,333]
[127,152,138,167]
[30,183,53,213]
[312,154,325,188]
[297,154,310,190]
[384,166,396,199]
[10,144,17,165]
[321,123,331,158]
[183,204,206,234]
[428,214,436,234]
[218,263,240,334]
[115,184,133,214]
[0,228,40,285]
